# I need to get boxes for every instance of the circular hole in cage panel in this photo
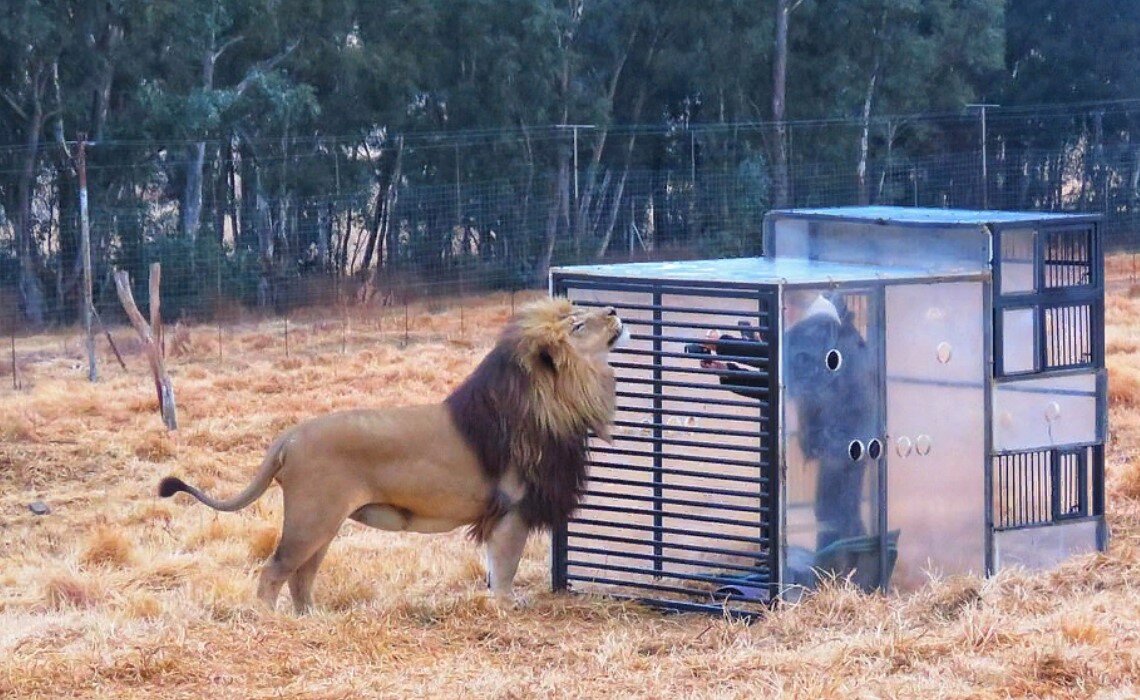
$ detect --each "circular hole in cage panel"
[825,349,843,372]
[896,436,913,457]
[915,434,932,456]
[848,439,865,462]
[936,341,953,364]
[867,438,883,460]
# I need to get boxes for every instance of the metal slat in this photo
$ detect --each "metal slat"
[612,345,770,366]
[588,474,766,498]
[564,545,762,574]
[611,418,764,439]
[574,298,771,318]
[563,574,739,603]
[566,529,765,560]
[568,517,769,546]
[575,501,768,529]
[584,488,766,515]
[608,432,765,454]
[565,559,761,588]
[613,402,767,423]
[615,374,770,394]
[591,445,765,469]
[616,389,767,409]
[611,360,768,380]
[586,460,768,485]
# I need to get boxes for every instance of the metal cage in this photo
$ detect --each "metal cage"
[550,206,1107,616]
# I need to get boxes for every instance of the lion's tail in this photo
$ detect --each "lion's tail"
[157,435,290,512]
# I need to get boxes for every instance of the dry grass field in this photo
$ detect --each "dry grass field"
[2,274,1140,699]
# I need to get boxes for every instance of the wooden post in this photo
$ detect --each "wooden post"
[114,264,178,430]
[9,330,16,390]
[77,134,97,382]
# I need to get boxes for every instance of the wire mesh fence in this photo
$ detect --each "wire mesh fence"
[3,101,1140,343]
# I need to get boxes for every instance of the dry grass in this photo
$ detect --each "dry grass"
[3,286,1140,698]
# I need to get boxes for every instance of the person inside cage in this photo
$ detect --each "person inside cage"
[686,293,876,553]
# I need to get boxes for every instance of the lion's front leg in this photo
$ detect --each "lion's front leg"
[485,509,530,606]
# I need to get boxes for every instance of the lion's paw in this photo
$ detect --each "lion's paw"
[488,591,532,612]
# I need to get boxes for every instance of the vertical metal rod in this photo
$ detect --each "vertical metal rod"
[765,289,782,598]
[217,246,223,364]
[77,134,97,382]
[651,292,664,577]
[984,278,994,576]
[455,143,461,228]
[284,315,289,358]
[875,287,889,590]
[550,276,569,592]
[981,106,989,209]
[9,330,16,390]
[689,129,696,187]
[1050,448,1061,522]
[573,126,580,208]
[968,103,998,209]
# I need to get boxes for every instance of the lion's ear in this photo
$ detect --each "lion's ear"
[538,341,570,374]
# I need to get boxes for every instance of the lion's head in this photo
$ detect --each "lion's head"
[445,297,623,537]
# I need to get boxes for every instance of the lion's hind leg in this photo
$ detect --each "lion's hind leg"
[258,493,354,613]
[287,542,331,614]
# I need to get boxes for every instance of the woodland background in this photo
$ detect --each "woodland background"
[3,0,1140,327]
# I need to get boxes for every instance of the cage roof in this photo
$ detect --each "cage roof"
[769,206,1098,227]
[553,256,984,287]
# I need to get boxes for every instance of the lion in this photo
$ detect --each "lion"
[158,297,623,613]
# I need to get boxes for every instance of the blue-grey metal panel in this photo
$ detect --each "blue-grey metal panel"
[770,206,1099,227]
[554,257,984,287]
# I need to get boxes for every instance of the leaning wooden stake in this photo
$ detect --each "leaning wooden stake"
[114,264,178,430]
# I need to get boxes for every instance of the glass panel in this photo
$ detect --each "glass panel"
[1002,307,1037,374]
[771,218,809,258]
[767,217,989,272]
[780,286,882,593]
[994,519,1101,572]
[992,371,1103,452]
[886,282,986,591]
[1000,228,1036,294]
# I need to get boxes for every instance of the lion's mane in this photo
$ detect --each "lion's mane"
[445,297,615,541]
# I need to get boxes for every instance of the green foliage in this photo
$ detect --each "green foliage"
[2,0,1139,325]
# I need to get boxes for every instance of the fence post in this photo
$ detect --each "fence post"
[9,329,16,390]
[77,133,97,382]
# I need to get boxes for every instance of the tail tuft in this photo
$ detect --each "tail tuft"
[158,476,188,498]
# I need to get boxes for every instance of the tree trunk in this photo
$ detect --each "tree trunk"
[16,69,49,326]
[540,153,571,282]
[856,61,879,205]
[380,136,405,269]
[597,85,647,258]
[359,156,390,274]
[255,166,274,308]
[182,141,206,241]
[771,0,790,208]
